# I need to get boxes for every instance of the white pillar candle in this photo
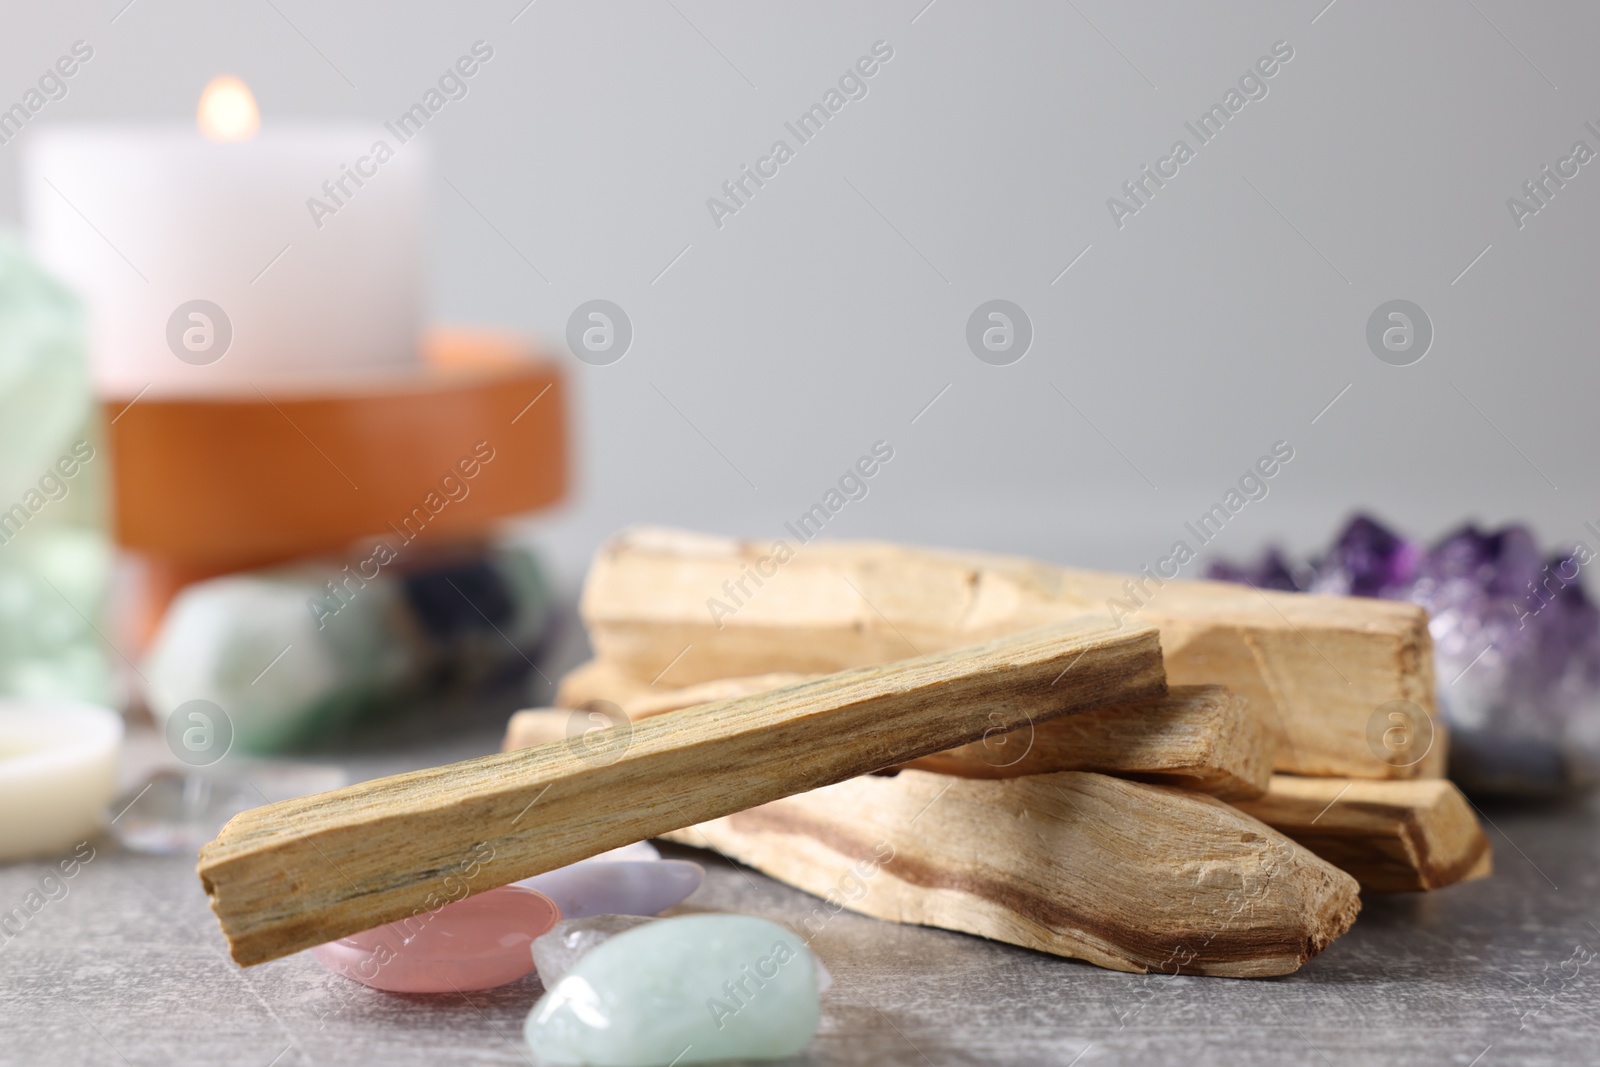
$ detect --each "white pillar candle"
[22,80,428,397]
[0,700,121,862]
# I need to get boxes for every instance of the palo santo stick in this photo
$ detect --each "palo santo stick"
[537,667,1274,802]
[904,684,1274,800]
[1231,775,1492,893]
[503,707,579,749]
[199,621,1164,966]
[663,769,1360,977]
[580,526,1440,779]
[555,657,808,719]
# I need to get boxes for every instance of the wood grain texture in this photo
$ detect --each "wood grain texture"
[538,669,1274,801]
[664,769,1361,977]
[199,621,1164,965]
[1231,775,1492,893]
[904,684,1275,800]
[580,526,1440,779]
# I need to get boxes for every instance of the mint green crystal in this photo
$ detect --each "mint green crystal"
[0,234,110,705]
[142,525,554,752]
[524,914,821,1066]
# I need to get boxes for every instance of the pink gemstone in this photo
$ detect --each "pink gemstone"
[311,885,561,993]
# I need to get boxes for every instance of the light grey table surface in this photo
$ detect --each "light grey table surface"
[2,668,1597,1067]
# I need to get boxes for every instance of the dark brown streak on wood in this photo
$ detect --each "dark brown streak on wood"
[724,805,1326,972]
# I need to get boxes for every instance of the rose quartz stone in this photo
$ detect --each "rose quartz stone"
[311,885,561,992]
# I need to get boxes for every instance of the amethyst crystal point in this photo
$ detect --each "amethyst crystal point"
[1419,523,1543,596]
[1209,514,1600,796]
[1309,514,1422,598]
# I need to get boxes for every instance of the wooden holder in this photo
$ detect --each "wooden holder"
[105,327,566,573]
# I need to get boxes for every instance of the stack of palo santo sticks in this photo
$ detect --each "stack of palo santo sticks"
[506,527,1492,978]
[196,526,1488,980]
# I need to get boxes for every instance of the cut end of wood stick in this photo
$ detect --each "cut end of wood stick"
[904,683,1275,800]
[666,769,1359,977]
[200,619,1165,966]
[1231,775,1491,893]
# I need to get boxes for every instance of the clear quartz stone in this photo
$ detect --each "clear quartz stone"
[532,915,658,986]
[109,763,345,855]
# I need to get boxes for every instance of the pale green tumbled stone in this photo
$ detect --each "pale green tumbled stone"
[524,913,820,1066]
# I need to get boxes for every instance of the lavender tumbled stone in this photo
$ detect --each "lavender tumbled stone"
[517,854,704,919]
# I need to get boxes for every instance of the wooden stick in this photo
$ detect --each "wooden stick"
[580,527,1440,779]
[1231,775,1492,893]
[502,707,581,749]
[555,657,808,719]
[537,668,1275,802]
[663,769,1361,977]
[199,621,1164,965]
[903,684,1275,800]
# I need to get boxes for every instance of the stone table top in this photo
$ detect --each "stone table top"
[2,711,1596,1067]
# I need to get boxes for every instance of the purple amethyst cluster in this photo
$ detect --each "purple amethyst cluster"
[1209,515,1600,795]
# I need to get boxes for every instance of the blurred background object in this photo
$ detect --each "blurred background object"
[4,2,1598,591]
[24,78,427,396]
[5,69,570,759]
[0,59,573,848]
[143,525,555,753]
[0,236,110,706]
[0,698,120,860]
[103,328,565,587]
[107,762,345,855]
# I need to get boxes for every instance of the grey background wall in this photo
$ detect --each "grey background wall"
[3,0,1595,584]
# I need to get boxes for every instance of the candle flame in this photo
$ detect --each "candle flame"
[197,76,260,142]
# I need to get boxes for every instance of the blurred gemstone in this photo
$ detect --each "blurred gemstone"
[1208,513,1600,795]
[0,238,111,706]
[1309,514,1422,598]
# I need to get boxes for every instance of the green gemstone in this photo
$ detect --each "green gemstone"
[524,913,820,1066]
